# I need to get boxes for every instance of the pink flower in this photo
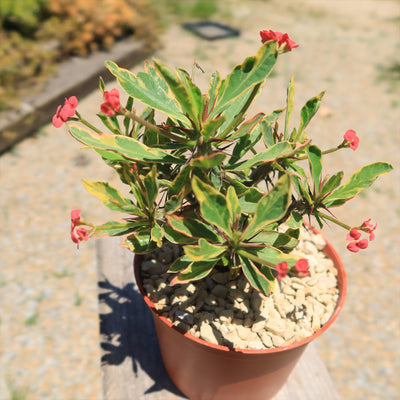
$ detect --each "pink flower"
[52,96,78,128]
[260,30,298,52]
[294,259,309,277]
[101,89,122,116]
[276,262,288,282]
[343,129,359,151]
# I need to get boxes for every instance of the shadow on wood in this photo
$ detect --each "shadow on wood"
[97,237,187,399]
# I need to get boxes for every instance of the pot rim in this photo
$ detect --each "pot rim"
[134,224,347,355]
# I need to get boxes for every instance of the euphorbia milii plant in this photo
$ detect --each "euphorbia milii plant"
[54,30,393,296]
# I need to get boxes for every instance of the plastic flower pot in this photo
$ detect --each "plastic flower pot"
[133,226,347,400]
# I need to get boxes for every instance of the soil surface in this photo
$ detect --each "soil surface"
[1,1,399,399]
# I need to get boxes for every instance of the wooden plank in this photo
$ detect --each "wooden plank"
[96,236,341,400]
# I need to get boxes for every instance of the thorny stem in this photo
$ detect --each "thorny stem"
[314,210,351,231]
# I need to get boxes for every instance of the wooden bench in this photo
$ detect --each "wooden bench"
[96,237,341,400]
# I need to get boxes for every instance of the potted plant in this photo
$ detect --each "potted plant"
[55,30,393,399]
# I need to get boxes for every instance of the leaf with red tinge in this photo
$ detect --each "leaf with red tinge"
[172,259,219,284]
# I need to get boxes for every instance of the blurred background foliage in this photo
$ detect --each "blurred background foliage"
[0,0,224,112]
[0,0,164,111]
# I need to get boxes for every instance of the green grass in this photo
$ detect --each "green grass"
[6,376,31,400]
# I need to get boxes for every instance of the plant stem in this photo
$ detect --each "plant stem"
[74,112,102,133]
[124,110,188,143]
[314,210,351,231]
[238,249,277,270]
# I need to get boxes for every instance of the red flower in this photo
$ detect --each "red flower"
[343,129,359,151]
[71,209,81,226]
[346,219,376,252]
[70,209,89,248]
[347,241,360,253]
[276,262,288,282]
[294,259,309,277]
[52,96,78,128]
[346,228,361,241]
[101,89,122,117]
[361,219,377,241]
[347,239,369,252]
[260,30,298,52]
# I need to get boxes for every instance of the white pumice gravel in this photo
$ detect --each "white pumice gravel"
[141,227,340,350]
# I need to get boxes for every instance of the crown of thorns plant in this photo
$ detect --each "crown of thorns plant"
[55,30,393,296]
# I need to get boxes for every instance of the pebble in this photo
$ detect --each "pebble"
[141,226,340,350]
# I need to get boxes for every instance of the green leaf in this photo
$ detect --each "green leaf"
[241,246,301,267]
[284,76,295,139]
[207,71,222,112]
[154,60,202,130]
[191,152,227,169]
[165,192,185,214]
[249,230,299,250]
[265,109,285,124]
[168,164,191,197]
[142,166,158,207]
[105,60,189,126]
[308,145,322,193]
[82,180,142,214]
[227,113,264,141]
[93,220,143,237]
[239,256,274,296]
[238,187,264,213]
[285,212,303,229]
[212,42,278,116]
[172,259,219,284]
[318,171,343,198]
[167,215,221,242]
[201,116,226,140]
[69,125,185,165]
[226,186,241,225]
[163,224,197,244]
[227,124,262,167]
[324,162,393,207]
[151,223,164,247]
[243,174,291,239]
[168,255,193,273]
[122,230,158,253]
[296,91,325,138]
[227,141,293,170]
[191,176,231,235]
[184,238,227,261]
[261,120,275,147]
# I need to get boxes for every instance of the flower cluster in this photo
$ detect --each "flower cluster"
[70,209,90,249]
[101,89,122,117]
[343,129,359,151]
[346,219,377,253]
[260,30,299,52]
[52,96,78,128]
[276,259,310,282]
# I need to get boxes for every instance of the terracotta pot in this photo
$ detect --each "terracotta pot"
[134,226,347,400]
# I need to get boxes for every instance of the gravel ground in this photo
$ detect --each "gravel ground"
[1,1,399,399]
